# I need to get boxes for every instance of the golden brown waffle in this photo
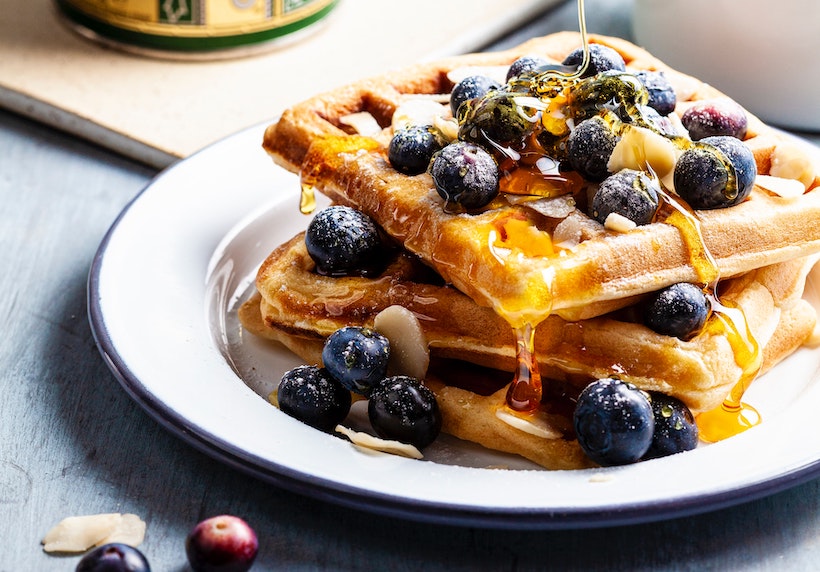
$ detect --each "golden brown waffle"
[239,233,818,469]
[261,32,820,325]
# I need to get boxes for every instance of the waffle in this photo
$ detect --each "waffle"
[239,233,818,469]
[262,32,820,325]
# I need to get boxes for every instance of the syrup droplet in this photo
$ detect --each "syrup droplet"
[505,323,542,412]
[300,181,316,214]
[696,295,763,441]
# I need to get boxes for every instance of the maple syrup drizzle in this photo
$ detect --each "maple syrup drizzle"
[645,163,762,439]
[505,324,543,412]
[300,182,317,214]
[694,294,763,441]
[498,0,591,416]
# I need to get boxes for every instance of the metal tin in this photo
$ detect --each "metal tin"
[54,0,339,60]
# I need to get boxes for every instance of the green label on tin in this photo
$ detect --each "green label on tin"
[284,0,313,12]
[59,0,335,36]
[158,1,195,25]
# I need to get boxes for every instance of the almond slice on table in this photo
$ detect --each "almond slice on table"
[42,513,146,553]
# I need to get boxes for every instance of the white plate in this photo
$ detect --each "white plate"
[89,122,820,529]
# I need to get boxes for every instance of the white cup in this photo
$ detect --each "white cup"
[632,0,820,132]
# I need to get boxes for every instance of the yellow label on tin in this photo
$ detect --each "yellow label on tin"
[61,0,335,37]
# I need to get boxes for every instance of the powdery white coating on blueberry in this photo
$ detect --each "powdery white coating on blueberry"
[506,54,552,82]
[450,75,501,118]
[304,206,385,276]
[430,141,499,210]
[322,327,390,397]
[674,136,757,210]
[278,365,352,432]
[388,125,445,175]
[643,282,710,339]
[567,116,620,182]
[562,43,626,78]
[591,169,660,226]
[368,375,442,450]
[634,70,677,116]
[681,98,748,141]
[573,378,654,466]
[643,391,699,460]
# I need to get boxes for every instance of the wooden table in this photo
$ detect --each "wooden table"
[3,1,820,569]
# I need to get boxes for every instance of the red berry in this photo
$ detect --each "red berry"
[185,515,258,572]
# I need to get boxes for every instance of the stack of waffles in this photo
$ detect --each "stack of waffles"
[239,32,820,469]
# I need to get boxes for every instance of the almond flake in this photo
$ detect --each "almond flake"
[335,425,423,459]
[373,305,429,380]
[392,99,450,132]
[604,212,637,233]
[770,142,817,190]
[42,513,145,553]
[756,175,806,199]
[519,195,576,219]
[339,112,382,136]
[608,124,680,180]
[495,409,562,439]
[98,513,147,547]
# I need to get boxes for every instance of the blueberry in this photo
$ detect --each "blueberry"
[562,43,626,78]
[634,70,677,116]
[638,105,678,137]
[573,377,654,466]
[567,116,619,182]
[322,326,390,396]
[450,74,501,117]
[643,392,699,460]
[278,365,352,431]
[506,55,551,81]
[430,141,499,210]
[368,376,442,450]
[388,125,445,175]
[569,71,648,123]
[674,136,757,209]
[76,543,150,572]
[681,99,748,141]
[644,282,710,339]
[304,206,386,276]
[185,515,258,572]
[591,169,660,226]
[458,91,537,147]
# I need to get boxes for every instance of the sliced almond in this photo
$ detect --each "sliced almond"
[494,408,562,439]
[604,212,637,233]
[392,99,450,132]
[553,213,585,249]
[433,115,459,142]
[335,425,423,459]
[446,65,508,85]
[755,175,806,199]
[374,305,429,379]
[608,124,680,181]
[518,195,576,219]
[98,513,147,547]
[770,141,817,190]
[42,513,145,553]
[339,111,382,137]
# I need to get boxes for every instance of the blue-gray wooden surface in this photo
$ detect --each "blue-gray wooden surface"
[3,1,820,569]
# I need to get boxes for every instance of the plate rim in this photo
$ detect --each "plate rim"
[87,121,820,529]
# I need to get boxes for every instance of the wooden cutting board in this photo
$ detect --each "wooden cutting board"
[0,0,560,167]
